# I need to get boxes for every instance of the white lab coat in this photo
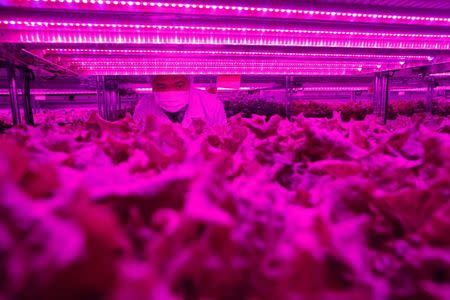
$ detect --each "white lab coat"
[133,89,226,127]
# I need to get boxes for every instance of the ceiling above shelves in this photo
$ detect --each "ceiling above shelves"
[0,0,449,76]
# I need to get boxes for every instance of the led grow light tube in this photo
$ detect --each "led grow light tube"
[2,20,449,39]
[0,89,96,95]
[45,48,431,61]
[14,0,450,26]
[392,86,450,92]
[73,67,360,75]
[69,59,384,68]
[8,31,449,50]
[429,72,450,77]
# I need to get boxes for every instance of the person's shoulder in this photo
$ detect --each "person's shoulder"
[134,94,161,118]
[137,94,157,107]
[192,89,221,104]
[193,89,214,97]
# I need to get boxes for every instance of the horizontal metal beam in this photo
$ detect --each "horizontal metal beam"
[383,60,450,77]
[20,49,79,77]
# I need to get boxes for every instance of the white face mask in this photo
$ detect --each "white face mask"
[154,91,190,113]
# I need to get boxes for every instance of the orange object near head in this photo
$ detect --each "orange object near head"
[217,75,241,90]
[206,87,218,94]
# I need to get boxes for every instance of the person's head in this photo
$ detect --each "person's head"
[152,75,191,112]
[152,75,190,92]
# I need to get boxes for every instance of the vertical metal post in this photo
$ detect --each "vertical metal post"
[285,75,293,120]
[97,75,121,121]
[373,73,381,116]
[382,72,390,124]
[373,72,390,124]
[7,64,21,125]
[22,68,34,126]
[97,75,106,118]
[426,80,434,113]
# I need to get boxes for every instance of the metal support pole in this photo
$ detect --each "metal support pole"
[373,72,390,124]
[97,75,106,118]
[373,73,382,116]
[22,68,34,126]
[7,64,21,125]
[382,72,390,124]
[97,75,121,121]
[426,80,434,113]
[285,75,293,120]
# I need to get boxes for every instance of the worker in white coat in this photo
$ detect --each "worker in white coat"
[133,75,226,127]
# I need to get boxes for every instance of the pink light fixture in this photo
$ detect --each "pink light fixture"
[64,53,426,75]
[429,72,450,77]
[85,70,358,75]
[303,86,368,92]
[44,48,431,61]
[2,86,447,95]
[2,24,448,50]
[2,20,449,39]
[12,32,448,50]
[134,87,153,93]
[69,58,385,69]
[135,87,256,93]
[12,0,450,26]
[392,86,450,92]
[136,86,450,93]
[299,86,450,92]
[2,1,447,78]
[0,89,96,95]
[67,60,364,75]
